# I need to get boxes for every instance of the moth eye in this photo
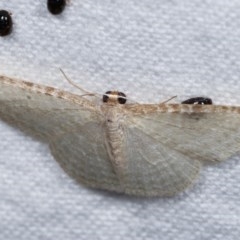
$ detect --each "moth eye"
[117,92,127,104]
[182,97,213,105]
[0,10,12,36]
[102,91,111,103]
[47,0,66,15]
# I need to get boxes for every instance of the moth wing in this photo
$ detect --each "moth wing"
[122,125,201,197]
[118,105,240,196]
[0,76,122,192]
[0,76,100,139]
[49,122,122,192]
[128,106,240,163]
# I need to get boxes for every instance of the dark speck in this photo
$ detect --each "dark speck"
[47,0,66,15]
[0,10,12,36]
[182,97,212,105]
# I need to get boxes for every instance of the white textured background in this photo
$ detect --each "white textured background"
[0,0,240,239]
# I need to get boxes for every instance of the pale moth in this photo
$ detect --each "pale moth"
[0,75,240,197]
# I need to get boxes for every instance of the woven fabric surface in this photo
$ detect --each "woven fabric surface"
[0,1,239,239]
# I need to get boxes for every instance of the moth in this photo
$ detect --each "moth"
[0,75,239,197]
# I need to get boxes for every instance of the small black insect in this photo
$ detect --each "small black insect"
[0,10,12,36]
[47,0,66,15]
[103,91,127,104]
[181,97,213,105]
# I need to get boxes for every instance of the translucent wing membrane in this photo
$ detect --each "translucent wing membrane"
[123,126,201,196]
[0,76,100,140]
[128,107,240,163]
[50,122,122,192]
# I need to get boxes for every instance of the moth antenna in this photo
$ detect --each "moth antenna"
[59,68,95,97]
[161,95,177,104]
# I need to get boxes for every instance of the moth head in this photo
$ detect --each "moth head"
[102,91,127,105]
